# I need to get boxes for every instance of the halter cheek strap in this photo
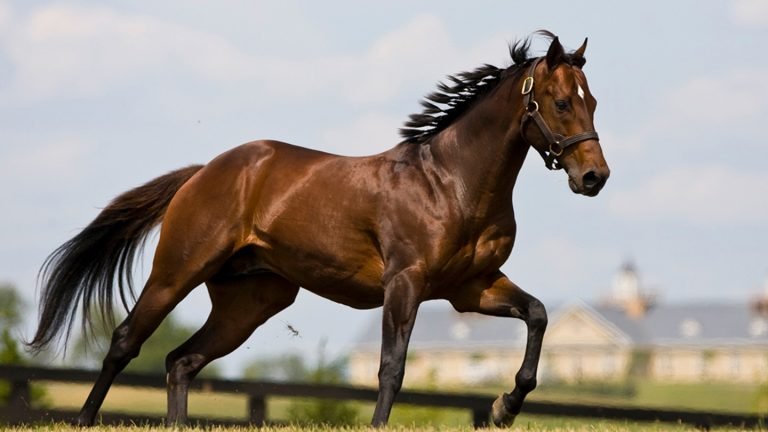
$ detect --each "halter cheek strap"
[520,58,600,170]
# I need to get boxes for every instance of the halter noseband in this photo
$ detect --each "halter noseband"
[520,58,600,170]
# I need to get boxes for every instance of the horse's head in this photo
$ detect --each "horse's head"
[520,35,610,196]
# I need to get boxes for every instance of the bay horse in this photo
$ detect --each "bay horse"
[29,31,609,426]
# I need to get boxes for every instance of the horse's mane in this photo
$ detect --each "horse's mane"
[399,30,580,143]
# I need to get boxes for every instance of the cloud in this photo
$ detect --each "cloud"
[2,5,507,105]
[730,0,768,27]
[2,4,258,100]
[0,136,91,184]
[320,112,403,156]
[0,1,10,31]
[505,235,616,298]
[656,68,768,128]
[264,16,505,104]
[609,165,768,224]
[340,15,459,104]
[610,67,768,158]
[593,129,647,167]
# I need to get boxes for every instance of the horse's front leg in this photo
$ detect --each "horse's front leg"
[447,271,548,427]
[371,267,423,426]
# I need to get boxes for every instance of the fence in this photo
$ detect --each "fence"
[0,365,763,428]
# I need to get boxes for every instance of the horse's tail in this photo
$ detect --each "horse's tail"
[28,165,204,353]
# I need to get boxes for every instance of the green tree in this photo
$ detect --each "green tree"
[243,353,308,381]
[0,284,23,328]
[0,283,25,364]
[0,283,47,405]
[284,340,359,426]
[71,309,220,377]
[243,341,359,425]
[626,348,652,379]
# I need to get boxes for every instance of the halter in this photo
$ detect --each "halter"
[520,58,600,170]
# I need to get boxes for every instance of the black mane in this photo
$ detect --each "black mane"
[399,30,578,143]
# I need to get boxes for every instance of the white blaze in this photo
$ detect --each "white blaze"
[577,84,585,100]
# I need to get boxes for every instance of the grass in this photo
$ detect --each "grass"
[14,381,763,431]
[633,381,761,413]
[466,380,764,415]
[39,382,247,419]
[0,423,761,432]
[38,383,470,426]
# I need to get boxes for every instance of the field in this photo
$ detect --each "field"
[32,376,766,421]
[15,381,761,431]
[0,423,761,432]
[527,381,764,414]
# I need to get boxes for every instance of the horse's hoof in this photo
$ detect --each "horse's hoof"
[491,394,516,427]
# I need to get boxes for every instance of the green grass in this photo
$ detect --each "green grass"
[20,381,764,431]
[0,423,760,432]
[462,380,764,415]
[633,381,761,413]
[38,384,467,426]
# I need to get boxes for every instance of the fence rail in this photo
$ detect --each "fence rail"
[0,365,763,428]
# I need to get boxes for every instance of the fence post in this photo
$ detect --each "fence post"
[7,378,32,421]
[472,407,489,428]
[248,395,266,426]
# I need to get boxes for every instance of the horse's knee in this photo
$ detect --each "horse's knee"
[167,354,207,386]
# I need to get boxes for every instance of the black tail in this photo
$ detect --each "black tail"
[28,165,204,352]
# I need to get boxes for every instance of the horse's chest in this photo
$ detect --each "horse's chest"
[436,227,515,282]
[472,232,514,270]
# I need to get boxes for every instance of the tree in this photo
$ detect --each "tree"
[266,340,358,426]
[286,347,359,426]
[0,283,26,365]
[243,353,308,381]
[242,339,359,425]
[71,310,220,377]
[0,283,47,405]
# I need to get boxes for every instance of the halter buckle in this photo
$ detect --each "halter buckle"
[521,77,534,95]
[549,142,564,157]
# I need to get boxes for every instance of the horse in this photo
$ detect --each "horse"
[29,31,609,427]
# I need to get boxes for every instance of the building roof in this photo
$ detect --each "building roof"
[353,305,526,352]
[352,301,768,352]
[594,301,768,346]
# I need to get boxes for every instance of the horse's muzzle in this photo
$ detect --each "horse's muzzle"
[569,167,609,196]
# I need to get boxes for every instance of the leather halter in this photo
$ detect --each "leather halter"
[520,58,600,170]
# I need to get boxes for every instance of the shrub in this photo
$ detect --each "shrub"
[285,340,359,426]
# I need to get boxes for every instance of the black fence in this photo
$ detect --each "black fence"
[0,365,763,428]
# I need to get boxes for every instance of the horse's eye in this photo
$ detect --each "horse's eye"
[555,100,569,111]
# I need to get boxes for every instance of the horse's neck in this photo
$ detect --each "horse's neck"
[429,89,529,215]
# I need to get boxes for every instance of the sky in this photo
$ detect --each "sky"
[1,0,767,375]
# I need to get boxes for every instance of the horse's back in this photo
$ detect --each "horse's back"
[159,139,388,307]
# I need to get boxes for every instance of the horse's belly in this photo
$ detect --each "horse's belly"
[283,260,385,309]
[250,236,386,309]
[303,280,384,309]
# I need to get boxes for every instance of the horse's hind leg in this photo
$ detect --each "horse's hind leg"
[76,275,204,426]
[76,211,237,425]
[76,268,227,426]
[165,273,299,426]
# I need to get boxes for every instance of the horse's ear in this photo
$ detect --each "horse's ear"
[573,37,588,68]
[545,36,566,70]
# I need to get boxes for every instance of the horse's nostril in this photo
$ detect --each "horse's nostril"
[583,171,602,189]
